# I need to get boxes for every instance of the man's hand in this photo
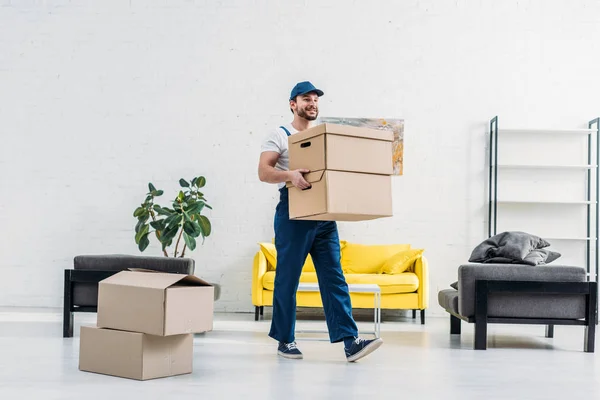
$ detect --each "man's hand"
[289,169,311,189]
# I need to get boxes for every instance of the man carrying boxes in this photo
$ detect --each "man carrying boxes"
[258,81,388,362]
[79,270,214,380]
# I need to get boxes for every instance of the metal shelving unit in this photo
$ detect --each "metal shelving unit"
[488,116,600,282]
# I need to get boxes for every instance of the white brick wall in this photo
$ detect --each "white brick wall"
[1,0,600,314]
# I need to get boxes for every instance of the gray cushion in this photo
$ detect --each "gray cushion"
[438,289,459,314]
[74,254,194,274]
[457,263,587,319]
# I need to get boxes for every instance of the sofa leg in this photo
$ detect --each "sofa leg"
[545,324,554,338]
[474,319,487,350]
[585,282,597,353]
[63,270,74,338]
[254,306,260,321]
[260,306,264,316]
[450,315,461,335]
[420,309,425,324]
[474,280,488,350]
[412,309,416,319]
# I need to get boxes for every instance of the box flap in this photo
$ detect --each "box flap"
[285,170,325,188]
[101,270,212,289]
[101,270,188,289]
[289,123,393,144]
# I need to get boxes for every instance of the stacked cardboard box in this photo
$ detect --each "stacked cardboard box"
[79,270,214,380]
[287,123,394,221]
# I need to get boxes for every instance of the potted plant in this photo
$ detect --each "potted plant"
[133,176,212,257]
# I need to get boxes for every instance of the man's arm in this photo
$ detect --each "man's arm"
[258,151,311,189]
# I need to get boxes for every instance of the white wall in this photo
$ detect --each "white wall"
[1,0,600,314]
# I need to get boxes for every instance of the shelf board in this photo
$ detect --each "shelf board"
[543,237,597,241]
[498,128,596,135]
[496,164,597,170]
[496,200,596,205]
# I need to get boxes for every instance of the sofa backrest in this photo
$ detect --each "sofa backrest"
[341,243,411,274]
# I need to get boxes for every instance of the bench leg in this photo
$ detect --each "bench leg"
[450,315,461,335]
[545,325,554,338]
[585,282,597,353]
[474,280,488,350]
[63,270,73,338]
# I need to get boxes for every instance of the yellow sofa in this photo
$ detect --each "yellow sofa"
[252,241,429,323]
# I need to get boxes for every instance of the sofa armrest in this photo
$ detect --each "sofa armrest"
[414,256,429,309]
[252,251,268,306]
[458,263,587,317]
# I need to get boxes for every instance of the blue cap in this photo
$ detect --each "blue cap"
[289,81,324,101]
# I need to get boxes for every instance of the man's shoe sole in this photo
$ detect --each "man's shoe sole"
[278,351,303,359]
[346,338,384,362]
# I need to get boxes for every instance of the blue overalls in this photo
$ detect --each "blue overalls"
[268,126,359,344]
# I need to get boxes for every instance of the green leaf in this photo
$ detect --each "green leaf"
[165,214,182,230]
[135,223,149,244]
[179,179,190,188]
[197,215,211,237]
[178,190,185,201]
[145,195,152,202]
[161,225,179,244]
[138,233,150,252]
[133,207,145,217]
[150,220,166,231]
[153,205,173,216]
[148,183,156,193]
[155,190,164,196]
[196,176,206,188]
[186,201,205,215]
[183,232,197,251]
[191,177,197,186]
[135,218,147,233]
[183,221,201,237]
[205,204,213,210]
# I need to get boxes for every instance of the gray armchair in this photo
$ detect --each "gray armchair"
[63,254,220,337]
[438,263,596,352]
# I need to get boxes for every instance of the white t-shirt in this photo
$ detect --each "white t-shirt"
[260,123,298,188]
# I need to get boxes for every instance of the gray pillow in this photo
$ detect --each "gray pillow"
[522,248,562,265]
[450,281,458,290]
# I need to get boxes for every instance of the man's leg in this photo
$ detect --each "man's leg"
[311,221,384,362]
[310,221,358,343]
[268,192,316,345]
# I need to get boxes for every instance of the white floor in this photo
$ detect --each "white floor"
[1,308,599,399]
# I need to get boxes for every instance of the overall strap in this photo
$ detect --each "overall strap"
[279,125,292,137]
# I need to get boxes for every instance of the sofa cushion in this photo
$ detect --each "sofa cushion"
[261,271,419,294]
[341,243,411,274]
[259,241,347,272]
[438,289,459,314]
[381,249,424,274]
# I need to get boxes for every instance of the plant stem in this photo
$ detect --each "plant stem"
[181,244,187,258]
[174,227,184,257]
[149,207,169,257]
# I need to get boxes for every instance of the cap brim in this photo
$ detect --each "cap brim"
[296,89,324,98]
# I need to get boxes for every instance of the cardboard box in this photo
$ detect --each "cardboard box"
[79,326,193,380]
[286,170,392,221]
[97,271,214,336]
[288,123,394,175]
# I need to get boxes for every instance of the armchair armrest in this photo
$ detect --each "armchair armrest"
[252,251,268,306]
[414,255,429,309]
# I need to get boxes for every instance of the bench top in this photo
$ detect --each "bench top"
[298,282,381,293]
